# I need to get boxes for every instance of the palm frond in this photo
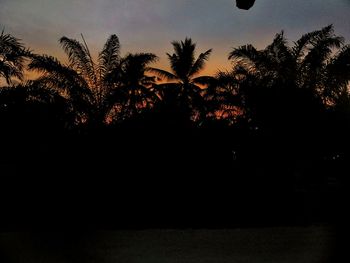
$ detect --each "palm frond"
[189,49,212,77]
[29,54,69,74]
[266,31,292,61]
[0,31,27,84]
[192,75,216,86]
[0,31,25,54]
[118,53,158,85]
[325,44,350,96]
[132,53,158,66]
[171,40,183,58]
[293,25,344,59]
[0,60,23,84]
[303,36,344,71]
[29,54,88,87]
[229,44,257,60]
[147,67,178,81]
[59,36,97,86]
[328,44,350,78]
[98,34,121,81]
[293,30,318,59]
[122,53,158,71]
[166,52,182,77]
[29,54,93,104]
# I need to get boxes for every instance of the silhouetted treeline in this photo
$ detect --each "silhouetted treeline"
[0,26,349,230]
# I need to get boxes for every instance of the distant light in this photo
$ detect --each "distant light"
[232,150,237,161]
[236,0,256,10]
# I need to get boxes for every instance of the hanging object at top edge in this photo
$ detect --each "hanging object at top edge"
[236,0,256,10]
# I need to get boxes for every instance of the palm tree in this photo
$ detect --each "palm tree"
[28,34,158,126]
[149,38,214,123]
[229,25,349,104]
[202,70,244,125]
[226,25,350,130]
[0,30,28,85]
[322,44,350,106]
[227,25,350,176]
[108,52,159,121]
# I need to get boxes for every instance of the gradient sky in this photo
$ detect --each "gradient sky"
[1,0,350,79]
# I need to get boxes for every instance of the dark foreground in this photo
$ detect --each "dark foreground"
[0,226,343,263]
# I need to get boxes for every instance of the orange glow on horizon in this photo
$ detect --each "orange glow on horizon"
[19,52,233,85]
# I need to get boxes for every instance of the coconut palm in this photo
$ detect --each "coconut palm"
[149,38,214,122]
[108,52,159,121]
[0,30,29,85]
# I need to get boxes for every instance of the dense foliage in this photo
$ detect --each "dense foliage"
[1,25,349,228]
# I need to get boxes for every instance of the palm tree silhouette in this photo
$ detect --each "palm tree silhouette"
[226,25,350,128]
[149,38,214,123]
[0,30,29,85]
[225,25,350,194]
[108,52,159,122]
[28,35,158,126]
[202,70,244,125]
[229,25,349,104]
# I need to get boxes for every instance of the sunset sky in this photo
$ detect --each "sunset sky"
[1,0,350,79]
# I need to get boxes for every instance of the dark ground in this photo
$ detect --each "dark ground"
[0,226,342,263]
[0,125,348,263]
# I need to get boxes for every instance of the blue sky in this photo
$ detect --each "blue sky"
[1,0,350,76]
